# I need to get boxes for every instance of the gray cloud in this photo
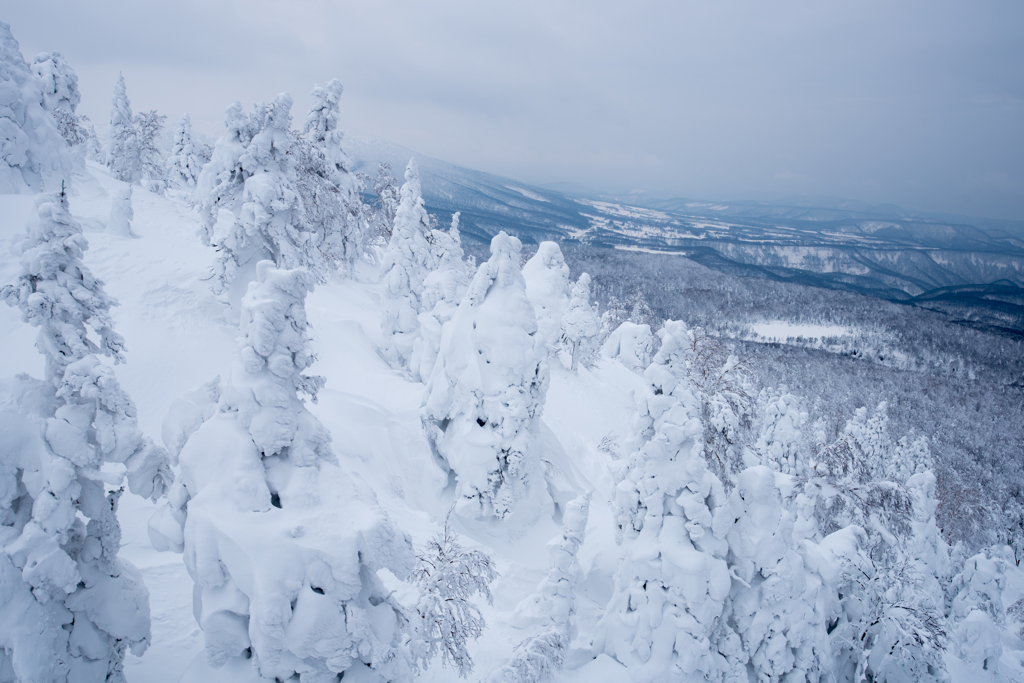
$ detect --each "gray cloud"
[6,0,1023,219]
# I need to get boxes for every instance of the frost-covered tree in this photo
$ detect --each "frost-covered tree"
[84,123,103,162]
[132,109,167,192]
[559,272,600,371]
[195,95,326,296]
[106,74,136,182]
[720,466,832,682]
[422,231,551,522]
[0,23,73,193]
[31,51,84,146]
[522,241,570,353]
[494,494,591,683]
[599,321,653,372]
[0,191,171,682]
[166,113,202,188]
[755,391,807,476]
[149,262,416,681]
[108,186,134,237]
[380,158,436,372]
[409,511,497,677]
[371,161,400,241]
[410,212,470,382]
[948,546,1011,674]
[294,78,368,273]
[800,405,951,683]
[595,320,741,681]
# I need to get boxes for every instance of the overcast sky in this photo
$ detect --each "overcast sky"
[5,1,1023,219]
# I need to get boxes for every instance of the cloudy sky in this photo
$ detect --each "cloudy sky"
[6,1,1023,219]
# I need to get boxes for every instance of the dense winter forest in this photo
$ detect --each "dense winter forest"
[2,20,1024,683]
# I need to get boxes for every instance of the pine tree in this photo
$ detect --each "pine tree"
[0,22,73,193]
[0,191,171,682]
[559,272,600,371]
[166,113,203,188]
[380,158,436,372]
[295,79,368,275]
[195,94,326,297]
[422,231,551,522]
[594,320,740,682]
[31,51,84,145]
[522,241,571,353]
[410,212,470,382]
[106,75,137,182]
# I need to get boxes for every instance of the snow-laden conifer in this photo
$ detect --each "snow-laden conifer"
[149,261,416,681]
[0,23,73,193]
[522,241,570,352]
[755,391,807,476]
[559,272,600,371]
[108,186,134,237]
[166,113,202,189]
[31,51,84,146]
[295,78,368,273]
[595,320,740,681]
[106,74,136,182]
[0,192,171,682]
[380,158,436,372]
[422,231,551,522]
[410,211,470,382]
[493,494,591,683]
[719,466,832,682]
[371,161,400,241]
[195,95,326,296]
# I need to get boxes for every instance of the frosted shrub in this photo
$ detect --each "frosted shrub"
[410,512,497,677]
[423,231,551,522]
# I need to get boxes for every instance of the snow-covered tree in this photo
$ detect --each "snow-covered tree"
[149,261,416,681]
[948,546,1011,674]
[380,158,436,372]
[132,109,166,192]
[422,231,551,522]
[409,511,497,677]
[0,191,171,682]
[599,321,654,372]
[522,241,571,352]
[410,211,470,382]
[559,272,600,371]
[0,22,73,193]
[84,123,103,162]
[720,466,832,682]
[755,391,808,476]
[294,78,368,273]
[595,320,741,681]
[106,74,136,182]
[108,186,134,237]
[31,51,84,146]
[166,113,202,188]
[493,494,591,683]
[195,95,326,296]
[371,161,400,241]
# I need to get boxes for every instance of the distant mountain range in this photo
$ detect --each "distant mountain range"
[344,135,1024,336]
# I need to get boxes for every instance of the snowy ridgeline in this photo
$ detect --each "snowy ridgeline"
[2,19,1024,683]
